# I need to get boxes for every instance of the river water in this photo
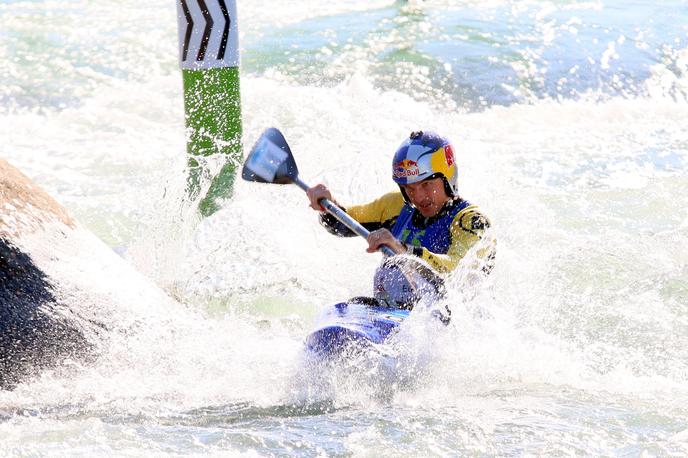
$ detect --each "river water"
[2,0,688,455]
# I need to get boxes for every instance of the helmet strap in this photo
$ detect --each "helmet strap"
[441,177,455,198]
[398,185,411,205]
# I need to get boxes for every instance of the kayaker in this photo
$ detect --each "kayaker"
[306,130,495,277]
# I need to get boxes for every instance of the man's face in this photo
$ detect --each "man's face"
[401,177,450,217]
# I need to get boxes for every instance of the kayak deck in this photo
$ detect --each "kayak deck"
[305,301,409,357]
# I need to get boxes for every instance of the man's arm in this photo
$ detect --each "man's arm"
[319,192,405,237]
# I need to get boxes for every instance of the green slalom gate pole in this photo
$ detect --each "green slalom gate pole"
[176,0,242,217]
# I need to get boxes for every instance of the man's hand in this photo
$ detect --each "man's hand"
[366,229,406,255]
[306,184,333,211]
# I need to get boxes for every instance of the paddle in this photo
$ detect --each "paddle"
[242,127,396,257]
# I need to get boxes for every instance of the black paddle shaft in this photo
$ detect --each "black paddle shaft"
[291,177,397,257]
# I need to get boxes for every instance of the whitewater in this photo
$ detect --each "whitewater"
[1,0,688,455]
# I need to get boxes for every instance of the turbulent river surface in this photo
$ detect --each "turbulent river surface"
[2,0,688,455]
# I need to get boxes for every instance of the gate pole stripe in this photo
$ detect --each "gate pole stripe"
[217,0,230,60]
[180,0,193,62]
[196,0,214,62]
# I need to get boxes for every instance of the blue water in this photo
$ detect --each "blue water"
[242,1,688,109]
[1,0,688,456]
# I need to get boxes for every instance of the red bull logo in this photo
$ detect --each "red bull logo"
[444,145,455,167]
[393,159,420,178]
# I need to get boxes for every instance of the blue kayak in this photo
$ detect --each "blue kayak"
[305,299,410,358]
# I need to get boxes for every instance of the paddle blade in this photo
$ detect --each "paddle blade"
[242,128,299,184]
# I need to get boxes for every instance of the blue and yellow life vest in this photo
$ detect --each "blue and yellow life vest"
[391,200,471,254]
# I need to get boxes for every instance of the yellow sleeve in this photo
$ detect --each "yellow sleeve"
[345,191,406,225]
[417,205,495,273]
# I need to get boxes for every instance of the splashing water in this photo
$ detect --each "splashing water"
[1,0,688,455]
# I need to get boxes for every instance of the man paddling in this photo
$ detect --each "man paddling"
[306,131,495,277]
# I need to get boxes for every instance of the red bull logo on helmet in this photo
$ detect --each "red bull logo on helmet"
[393,159,420,178]
[444,145,455,167]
